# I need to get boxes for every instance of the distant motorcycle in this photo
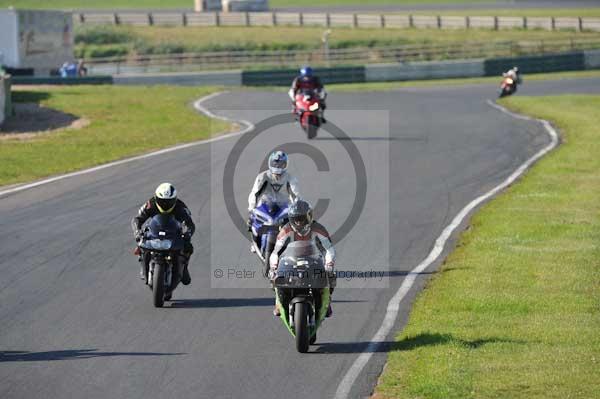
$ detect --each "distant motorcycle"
[272,241,333,353]
[250,196,289,277]
[499,76,518,98]
[138,214,186,307]
[294,89,324,139]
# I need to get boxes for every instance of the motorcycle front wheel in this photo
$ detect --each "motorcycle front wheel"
[294,302,310,353]
[152,262,165,308]
[307,123,318,139]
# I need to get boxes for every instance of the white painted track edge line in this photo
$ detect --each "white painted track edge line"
[334,99,559,399]
[0,91,255,198]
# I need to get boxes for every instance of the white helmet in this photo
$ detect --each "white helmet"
[155,182,177,214]
[268,151,288,182]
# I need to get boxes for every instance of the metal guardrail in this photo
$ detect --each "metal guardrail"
[74,11,600,31]
[85,38,600,75]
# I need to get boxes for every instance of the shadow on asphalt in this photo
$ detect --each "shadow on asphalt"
[314,136,399,141]
[0,349,184,362]
[169,297,273,308]
[313,341,395,354]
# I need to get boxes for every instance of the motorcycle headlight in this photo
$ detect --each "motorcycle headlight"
[309,103,319,111]
[149,239,172,250]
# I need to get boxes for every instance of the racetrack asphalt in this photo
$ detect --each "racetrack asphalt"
[1,77,599,399]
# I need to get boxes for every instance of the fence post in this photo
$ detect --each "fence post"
[114,13,120,25]
[353,13,358,28]
[551,17,555,30]
[409,14,414,28]
[494,16,498,30]
[380,14,385,28]
[578,17,583,32]
[79,13,85,23]
[437,15,441,29]
[245,12,250,26]
[299,12,303,26]
[182,13,187,26]
[326,13,331,27]
[272,12,277,26]
[148,13,153,26]
[215,12,220,26]
[523,16,527,29]
[465,15,470,29]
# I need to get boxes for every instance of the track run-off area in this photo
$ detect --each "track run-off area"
[1,78,600,399]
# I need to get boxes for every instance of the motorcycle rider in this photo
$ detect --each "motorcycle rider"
[269,199,336,318]
[248,151,301,244]
[503,66,522,85]
[132,183,195,298]
[288,65,327,123]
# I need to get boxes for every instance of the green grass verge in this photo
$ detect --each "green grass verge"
[2,1,599,17]
[0,0,494,9]
[325,69,600,91]
[0,85,229,187]
[73,24,600,58]
[373,94,600,398]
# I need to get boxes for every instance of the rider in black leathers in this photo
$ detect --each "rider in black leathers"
[132,183,195,291]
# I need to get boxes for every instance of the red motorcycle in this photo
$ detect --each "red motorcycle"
[499,76,517,98]
[294,89,323,139]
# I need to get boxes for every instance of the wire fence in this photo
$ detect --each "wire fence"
[85,37,600,75]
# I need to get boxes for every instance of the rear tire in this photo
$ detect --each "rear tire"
[294,302,310,353]
[152,262,165,308]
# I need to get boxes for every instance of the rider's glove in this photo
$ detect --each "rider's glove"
[246,216,252,232]
[182,233,192,242]
[268,268,278,280]
[325,262,334,273]
[134,230,143,243]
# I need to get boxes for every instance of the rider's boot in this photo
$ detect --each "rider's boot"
[273,304,281,317]
[181,256,191,286]
[325,304,333,318]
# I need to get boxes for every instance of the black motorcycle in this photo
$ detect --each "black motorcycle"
[272,241,333,353]
[138,214,186,307]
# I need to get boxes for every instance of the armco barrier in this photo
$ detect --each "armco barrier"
[366,59,485,82]
[484,52,586,76]
[584,49,600,69]
[74,12,600,31]
[242,66,365,86]
[0,76,7,126]
[113,70,242,86]
[11,76,113,85]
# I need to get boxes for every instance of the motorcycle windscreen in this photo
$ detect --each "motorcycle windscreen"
[274,241,329,289]
[147,214,182,239]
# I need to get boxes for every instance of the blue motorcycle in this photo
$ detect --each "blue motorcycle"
[249,196,289,277]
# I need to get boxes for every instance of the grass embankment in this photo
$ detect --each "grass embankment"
[374,95,600,398]
[0,0,497,9]
[74,24,600,58]
[0,86,229,187]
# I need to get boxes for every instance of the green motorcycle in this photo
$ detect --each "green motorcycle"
[272,241,333,353]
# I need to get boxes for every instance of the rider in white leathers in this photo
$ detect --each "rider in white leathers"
[248,151,300,213]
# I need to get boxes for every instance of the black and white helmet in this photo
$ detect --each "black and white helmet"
[288,199,313,236]
[155,182,177,214]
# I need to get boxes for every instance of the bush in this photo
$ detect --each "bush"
[75,25,134,45]
[82,45,130,58]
